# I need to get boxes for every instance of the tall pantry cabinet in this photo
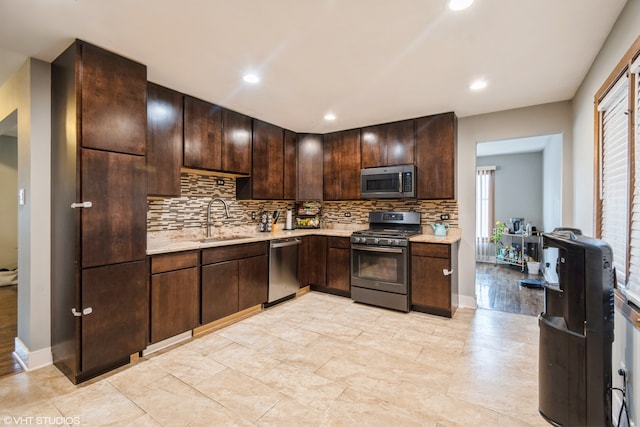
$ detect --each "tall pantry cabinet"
[51,40,148,383]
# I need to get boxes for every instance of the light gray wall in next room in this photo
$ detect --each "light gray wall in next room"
[476,151,544,231]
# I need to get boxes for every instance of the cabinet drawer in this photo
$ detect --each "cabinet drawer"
[327,236,350,249]
[202,241,268,265]
[411,243,450,258]
[151,251,199,274]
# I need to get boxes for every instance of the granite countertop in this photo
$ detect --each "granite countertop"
[147,226,461,255]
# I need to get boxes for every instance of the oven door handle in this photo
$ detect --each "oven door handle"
[351,245,404,254]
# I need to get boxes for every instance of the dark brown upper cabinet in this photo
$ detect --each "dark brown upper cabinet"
[361,119,414,168]
[297,134,324,201]
[80,43,146,156]
[415,112,457,200]
[183,95,223,171]
[323,129,361,201]
[237,121,297,200]
[244,119,285,199]
[283,130,297,200]
[222,109,252,175]
[147,82,183,197]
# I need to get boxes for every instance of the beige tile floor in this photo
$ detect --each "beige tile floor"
[0,292,548,426]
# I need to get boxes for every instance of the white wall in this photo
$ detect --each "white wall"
[0,135,18,269]
[543,134,562,234]
[570,0,640,421]
[476,151,544,230]
[457,101,574,307]
[0,58,51,369]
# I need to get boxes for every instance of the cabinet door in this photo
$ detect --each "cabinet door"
[252,120,284,199]
[415,113,456,199]
[183,96,223,171]
[386,120,414,166]
[297,134,324,201]
[150,267,199,343]
[323,132,341,201]
[147,83,183,197]
[339,129,362,200]
[361,125,386,168]
[81,149,146,268]
[81,261,147,374]
[283,130,297,200]
[222,109,252,175]
[324,130,361,201]
[238,254,268,310]
[300,236,327,286]
[326,246,351,292]
[411,255,451,313]
[201,261,239,324]
[80,42,146,155]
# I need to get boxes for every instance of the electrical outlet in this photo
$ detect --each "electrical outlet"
[251,212,256,220]
[216,179,225,185]
[344,212,351,217]
[440,213,450,221]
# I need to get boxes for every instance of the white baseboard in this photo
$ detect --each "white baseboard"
[459,294,478,309]
[14,337,52,371]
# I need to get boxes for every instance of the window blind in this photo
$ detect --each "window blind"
[627,59,640,298]
[599,75,630,286]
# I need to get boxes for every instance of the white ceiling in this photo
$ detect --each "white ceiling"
[0,0,628,133]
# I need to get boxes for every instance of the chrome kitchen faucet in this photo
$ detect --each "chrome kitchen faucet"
[206,197,230,238]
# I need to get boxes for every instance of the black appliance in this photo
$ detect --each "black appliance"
[538,229,615,426]
[360,164,416,199]
[350,211,421,312]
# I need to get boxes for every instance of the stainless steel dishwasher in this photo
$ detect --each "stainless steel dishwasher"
[268,237,301,303]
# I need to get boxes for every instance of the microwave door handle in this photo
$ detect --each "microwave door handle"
[398,172,403,192]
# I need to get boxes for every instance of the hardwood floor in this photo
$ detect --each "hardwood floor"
[475,262,544,316]
[0,285,22,377]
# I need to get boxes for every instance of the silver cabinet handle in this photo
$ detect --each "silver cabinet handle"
[443,269,453,276]
[71,201,92,209]
[71,307,93,316]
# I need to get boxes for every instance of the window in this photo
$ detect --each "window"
[595,36,640,301]
[598,76,629,285]
[626,56,640,298]
[476,166,495,262]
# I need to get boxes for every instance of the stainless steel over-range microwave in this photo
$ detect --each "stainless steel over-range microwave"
[360,164,416,199]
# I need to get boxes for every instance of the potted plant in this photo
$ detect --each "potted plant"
[492,221,506,259]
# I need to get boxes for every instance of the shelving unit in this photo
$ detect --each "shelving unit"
[495,232,543,272]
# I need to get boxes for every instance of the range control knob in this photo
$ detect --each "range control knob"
[373,238,379,244]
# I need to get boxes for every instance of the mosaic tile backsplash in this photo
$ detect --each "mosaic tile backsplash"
[147,172,459,233]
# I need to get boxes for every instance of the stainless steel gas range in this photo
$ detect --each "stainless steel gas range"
[350,211,421,312]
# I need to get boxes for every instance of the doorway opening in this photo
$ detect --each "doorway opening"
[474,133,562,316]
[0,110,21,377]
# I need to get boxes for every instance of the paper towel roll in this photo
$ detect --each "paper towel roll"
[285,210,293,230]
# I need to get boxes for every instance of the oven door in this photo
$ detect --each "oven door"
[351,244,408,294]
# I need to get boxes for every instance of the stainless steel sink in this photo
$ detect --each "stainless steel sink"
[198,235,253,243]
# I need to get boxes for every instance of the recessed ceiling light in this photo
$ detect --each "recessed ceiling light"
[470,80,488,91]
[243,73,260,84]
[448,0,473,11]
[324,113,336,121]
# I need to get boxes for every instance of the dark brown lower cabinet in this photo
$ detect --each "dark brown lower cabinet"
[299,236,327,288]
[150,251,199,343]
[326,237,351,295]
[201,242,268,324]
[80,261,147,376]
[239,255,268,310]
[410,242,459,317]
[202,261,239,323]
